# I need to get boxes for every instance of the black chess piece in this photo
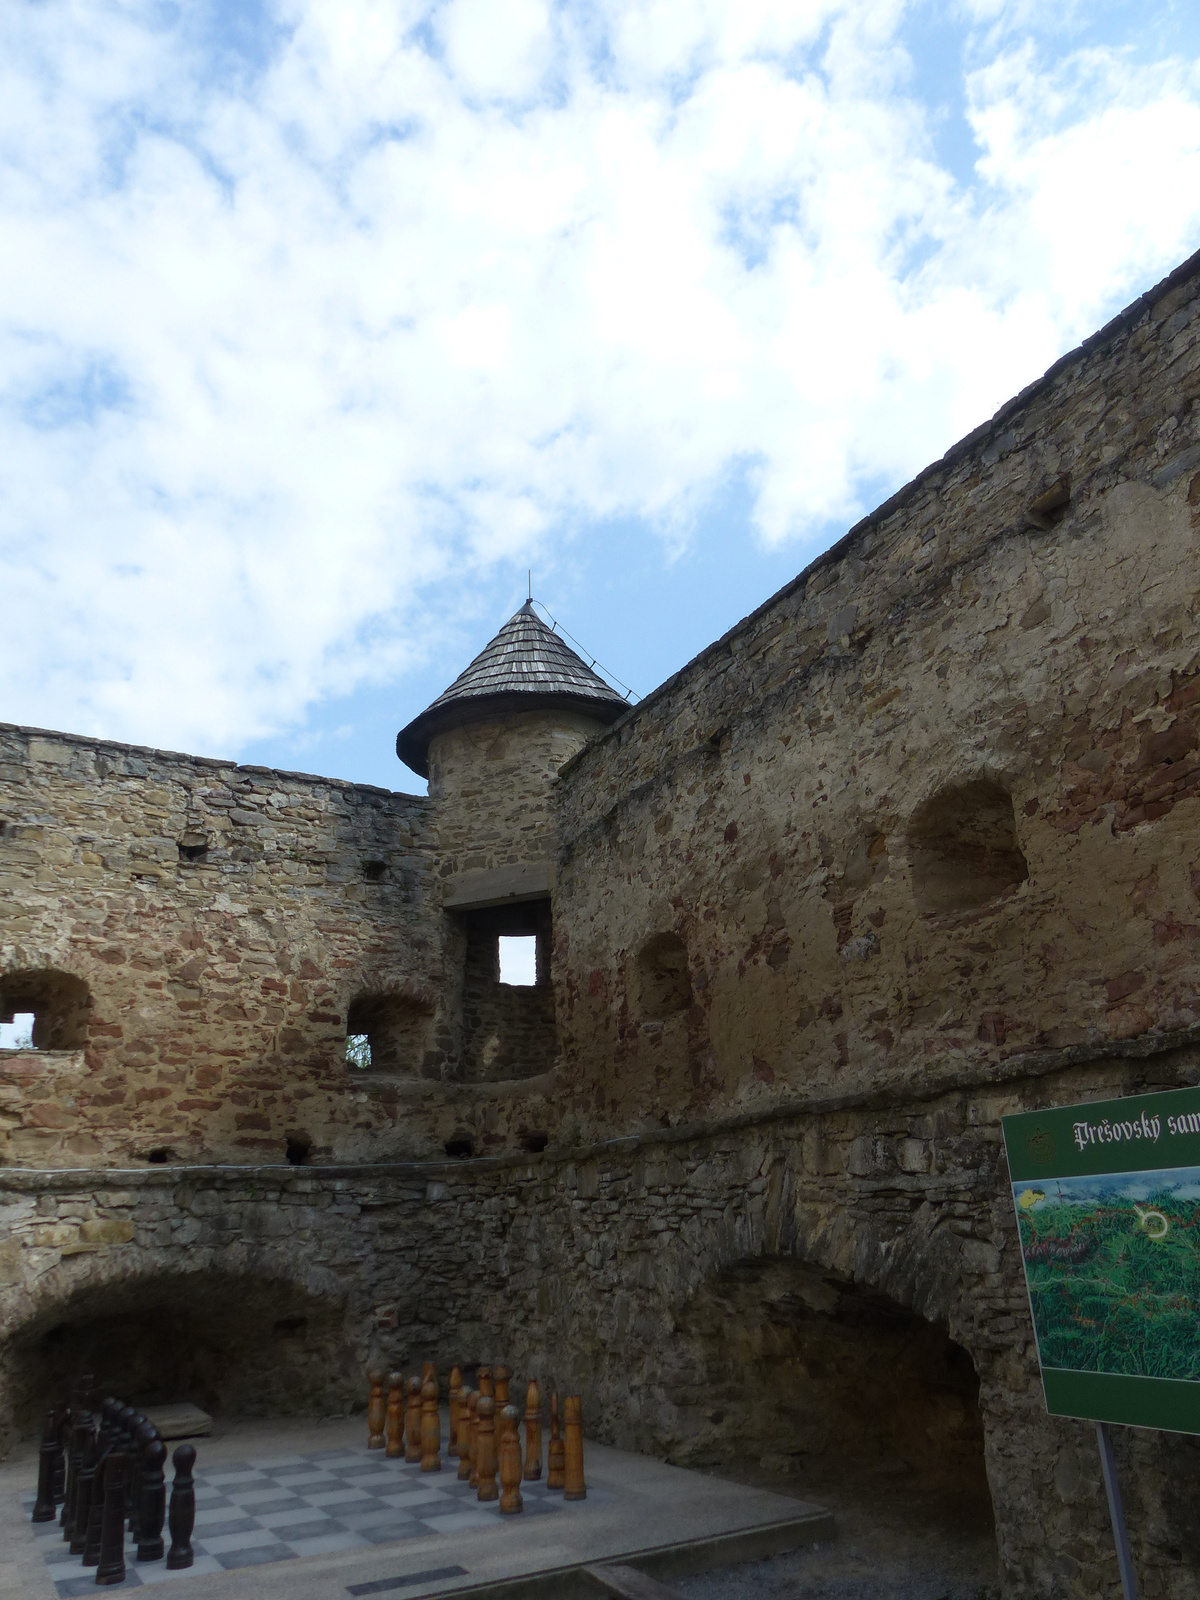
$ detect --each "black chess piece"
[136,1438,167,1561]
[32,1409,60,1522]
[166,1443,196,1570]
[115,1406,136,1524]
[61,1395,95,1542]
[52,1406,68,1504]
[95,1452,127,1587]
[82,1418,118,1568]
[129,1419,154,1538]
[69,1428,97,1555]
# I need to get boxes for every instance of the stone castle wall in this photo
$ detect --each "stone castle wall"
[3,1040,1199,1599]
[551,249,1200,1143]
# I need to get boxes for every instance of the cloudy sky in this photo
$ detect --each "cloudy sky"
[3,0,1200,792]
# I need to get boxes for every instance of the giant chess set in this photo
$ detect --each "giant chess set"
[25,1362,588,1593]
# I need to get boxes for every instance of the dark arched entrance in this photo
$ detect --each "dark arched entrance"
[4,1270,358,1439]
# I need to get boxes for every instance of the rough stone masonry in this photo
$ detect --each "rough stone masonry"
[6,248,1200,1598]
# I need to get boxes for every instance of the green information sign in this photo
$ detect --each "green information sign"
[1003,1085,1200,1435]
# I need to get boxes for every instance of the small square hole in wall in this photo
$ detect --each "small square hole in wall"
[0,1012,34,1049]
[498,935,537,986]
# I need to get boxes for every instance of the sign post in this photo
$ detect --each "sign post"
[1003,1084,1200,1598]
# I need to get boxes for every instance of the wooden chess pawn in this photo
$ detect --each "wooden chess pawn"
[95,1452,127,1587]
[405,1377,423,1463]
[546,1392,565,1491]
[494,1365,510,1408]
[367,1369,387,1449]
[448,1365,463,1454]
[498,1405,524,1514]
[32,1408,60,1522]
[385,1373,404,1458]
[166,1444,196,1570]
[523,1381,542,1481]
[420,1378,441,1472]
[563,1395,586,1500]
[456,1389,474,1480]
[475,1397,498,1502]
[136,1438,167,1561]
[467,1389,481,1488]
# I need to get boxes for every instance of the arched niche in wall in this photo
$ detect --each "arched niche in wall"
[0,969,91,1051]
[633,932,692,1021]
[907,779,1029,915]
[345,987,435,1075]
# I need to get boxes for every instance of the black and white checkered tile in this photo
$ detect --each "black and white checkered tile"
[23,1444,569,1594]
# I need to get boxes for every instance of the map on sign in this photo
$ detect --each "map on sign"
[1004,1088,1200,1434]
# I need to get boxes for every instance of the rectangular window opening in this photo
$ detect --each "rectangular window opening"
[0,1012,35,1050]
[498,936,537,987]
[346,1033,373,1069]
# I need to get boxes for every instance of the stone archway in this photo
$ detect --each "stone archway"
[2,1268,359,1441]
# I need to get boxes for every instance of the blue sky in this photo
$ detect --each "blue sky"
[3,1,1200,794]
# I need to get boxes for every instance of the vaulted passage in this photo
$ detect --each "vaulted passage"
[663,1257,992,1514]
[2,1272,357,1440]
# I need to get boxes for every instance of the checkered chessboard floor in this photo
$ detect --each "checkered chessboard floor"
[24,1444,577,1594]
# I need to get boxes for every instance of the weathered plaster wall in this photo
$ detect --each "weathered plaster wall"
[551,251,1200,1143]
[3,1046,1198,1598]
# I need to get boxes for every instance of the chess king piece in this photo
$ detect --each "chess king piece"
[467,1389,481,1488]
[563,1395,587,1500]
[456,1388,473,1480]
[546,1392,565,1491]
[32,1408,60,1522]
[166,1443,196,1570]
[136,1438,167,1561]
[523,1381,542,1481]
[420,1378,442,1472]
[475,1396,498,1502]
[498,1405,524,1514]
[385,1373,404,1458]
[94,1452,127,1587]
[367,1369,387,1449]
[405,1377,423,1463]
[494,1365,510,1408]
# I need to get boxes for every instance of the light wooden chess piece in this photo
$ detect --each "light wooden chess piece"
[563,1394,586,1500]
[475,1396,498,1502]
[367,1370,386,1450]
[422,1360,437,1386]
[420,1379,441,1472]
[523,1380,542,1480]
[405,1377,423,1464]
[494,1365,510,1408]
[385,1373,404,1458]
[456,1388,474,1480]
[448,1365,463,1455]
[498,1405,524,1514]
[478,1365,494,1400]
[467,1389,481,1488]
[546,1392,565,1491]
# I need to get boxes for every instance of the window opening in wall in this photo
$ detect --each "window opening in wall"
[344,990,435,1075]
[363,860,387,882]
[498,935,537,986]
[0,970,91,1050]
[178,832,208,863]
[285,1135,312,1166]
[346,1033,372,1069]
[0,1012,34,1050]
[444,1135,475,1159]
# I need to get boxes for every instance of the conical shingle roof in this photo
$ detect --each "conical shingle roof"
[396,601,628,777]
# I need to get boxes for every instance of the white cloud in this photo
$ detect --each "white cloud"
[1,0,1199,754]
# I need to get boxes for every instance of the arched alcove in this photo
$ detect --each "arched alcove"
[663,1255,992,1515]
[0,968,91,1050]
[633,932,692,1020]
[3,1270,357,1441]
[907,779,1028,914]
